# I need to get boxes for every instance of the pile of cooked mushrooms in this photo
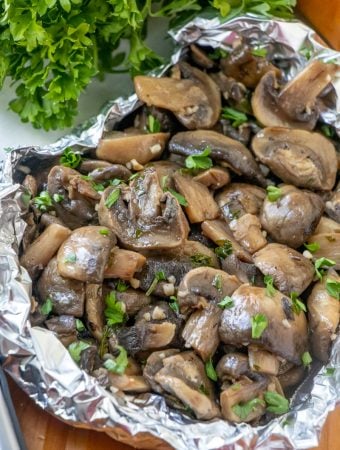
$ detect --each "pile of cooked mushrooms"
[20,43,340,424]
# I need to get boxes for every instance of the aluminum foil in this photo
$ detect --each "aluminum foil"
[1,14,340,450]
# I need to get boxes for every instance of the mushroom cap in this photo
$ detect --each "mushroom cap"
[260,185,324,248]
[252,127,337,191]
[219,284,308,364]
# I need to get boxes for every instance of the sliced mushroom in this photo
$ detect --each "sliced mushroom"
[20,223,71,277]
[201,219,252,263]
[57,226,115,283]
[216,353,250,381]
[221,45,281,89]
[307,270,340,362]
[251,61,337,130]
[134,62,221,129]
[221,254,260,285]
[177,267,241,313]
[216,183,266,222]
[149,160,181,189]
[98,168,189,253]
[22,174,37,197]
[86,284,104,341]
[277,365,305,392]
[40,213,65,228]
[104,247,146,280]
[45,315,77,347]
[79,346,102,373]
[47,165,96,229]
[190,44,215,69]
[315,216,340,234]
[182,303,221,361]
[193,166,230,190]
[210,72,248,108]
[87,164,132,183]
[252,127,337,191]
[143,349,180,393]
[248,346,280,376]
[173,172,220,223]
[306,233,340,269]
[220,377,268,423]
[229,213,267,254]
[219,284,308,365]
[253,243,314,295]
[154,351,220,420]
[169,130,266,186]
[325,191,340,223]
[37,257,85,317]
[79,159,113,172]
[108,373,150,393]
[114,289,151,316]
[260,185,324,248]
[96,131,169,165]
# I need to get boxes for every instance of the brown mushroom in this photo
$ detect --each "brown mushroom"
[57,226,115,283]
[216,183,266,222]
[248,346,280,376]
[216,353,250,381]
[315,216,340,234]
[229,213,267,254]
[252,127,337,191]
[277,365,305,392]
[173,172,220,223]
[98,168,189,253]
[154,351,220,420]
[169,130,266,186]
[219,284,308,365]
[87,164,132,183]
[108,372,150,393]
[143,349,180,393]
[37,257,85,317]
[193,166,230,190]
[182,240,219,269]
[22,174,37,197]
[104,247,146,280]
[114,289,151,316]
[45,315,77,347]
[325,190,340,223]
[306,233,340,269]
[177,267,241,313]
[96,131,169,165]
[260,185,324,249]
[251,61,337,130]
[253,243,314,295]
[134,62,221,129]
[307,270,340,362]
[190,44,215,69]
[210,71,248,108]
[20,223,71,277]
[85,284,104,341]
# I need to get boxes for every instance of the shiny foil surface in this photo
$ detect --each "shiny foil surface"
[0,15,340,450]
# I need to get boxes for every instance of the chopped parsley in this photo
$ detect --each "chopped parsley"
[167,188,188,206]
[169,295,179,313]
[40,298,53,316]
[99,228,109,236]
[60,147,82,169]
[209,48,229,60]
[64,253,77,263]
[218,296,234,309]
[146,271,166,296]
[104,291,125,326]
[290,292,307,314]
[53,193,64,203]
[68,341,91,363]
[232,398,265,420]
[212,274,222,292]
[264,275,276,297]
[116,280,129,292]
[105,188,121,208]
[185,147,213,171]
[251,47,268,57]
[214,240,233,259]
[304,242,320,253]
[75,319,85,332]
[301,351,312,367]
[103,345,128,375]
[325,278,340,300]
[146,114,161,133]
[205,358,217,381]
[323,367,335,376]
[251,313,268,339]
[266,185,282,202]
[264,391,289,415]
[314,257,336,280]
[221,107,248,127]
[190,253,213,268]
[33,191,53,211]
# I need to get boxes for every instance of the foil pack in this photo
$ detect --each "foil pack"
[1,14,340,450]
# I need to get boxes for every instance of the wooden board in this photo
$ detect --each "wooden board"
[7,377,340,450]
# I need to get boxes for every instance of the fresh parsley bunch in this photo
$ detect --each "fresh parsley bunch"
[0,0,296,130]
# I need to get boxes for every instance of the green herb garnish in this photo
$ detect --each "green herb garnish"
[302,351,312,367]
[209,48,229,60]
[190,253,213,268]
[232,398,265,421]
[214,240,233,259]
[135,228,143,238]
[321,124,335,138]
[103,345,128,375]
[60,148,82,169]
[33,191,53,211]
[264,275,276,297]
[169,295,179,313]
[40,298,53,316]
[75,319,85,332]
[146,271,166,296]
[221,107,248,127]
[205,358,217,381]
[300,47,312,60]
[314,257,336,280]
[116,280,129,292]
[290,292,307,314]
[93,182,105,192]
[185,147,213,171]
[212,274,222,292]
[53,193,64,203]
[99,228,109,236]
[167,188,188,206]
[325,278,340,300]
[64,253,77,263]
[251,313,268,339]
[147,114,161,133]
[264,391,289,415]
[218,296,234,309]
[323,367,336,376]
[104,291,125,326]
[251,47,268,57]
[68,341,91,363]
[105,188,121,208]
[266,185,282,202]
[304,242,320,253]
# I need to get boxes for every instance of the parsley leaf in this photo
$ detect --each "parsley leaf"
[167,188,188,206]
[264,275,276,297]
[105,188,121,208]
[251,313,268,339]
[209,48,229,60]
[103,345,128,375]
[218,296,234,309]
[116,280,129,292]
[68,341,91,363]
[302,351,312,367]
[185,147,213,170]
[212,274,222,292]
[214,240,233,259]
[325,278,340,300]
[321,124,335,138]
[75,319,85,332]
[146,271,166,296]
[266,185,282,202]
[304,242,320,253]
[99,228,109,236]
[232,398,265,421]
[60,148,82,168]
[33,191,53,212]
[251,47,268,57]
[190,253,213,268]
[169,295,179,313]
[314,258,336,280]
[264,391,289,414]
[147,114,161,133]
[205,358,217,381]
[290,292,307,314]
[221,107,248,127]
[323,367,335,376]
[40,298,53,316]
[104,291,125,327]
[64,253,77,263]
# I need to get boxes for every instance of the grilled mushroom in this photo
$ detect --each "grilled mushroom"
[143,349,180,393]
[45,315,77,347]
[85,284,104,341]
[325,185,340,222]
[252,61,337,130]
[260,185,324,248]
[134,62,221,129]
[193,166,230,190]
[307,270,340,362]
[252,127,337,191]
[219,284,308,365]
[229,213,267,254]
[169,130,266,186]
[104,248,146,280]
[98,168,189,253]
[216,353,250,381]
[253,243,314,295]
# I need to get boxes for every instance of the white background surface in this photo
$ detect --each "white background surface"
[0,19,171,159]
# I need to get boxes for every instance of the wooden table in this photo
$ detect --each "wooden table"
[7,377,340,450]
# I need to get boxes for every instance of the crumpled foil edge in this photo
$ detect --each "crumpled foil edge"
[0,14,339,450]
